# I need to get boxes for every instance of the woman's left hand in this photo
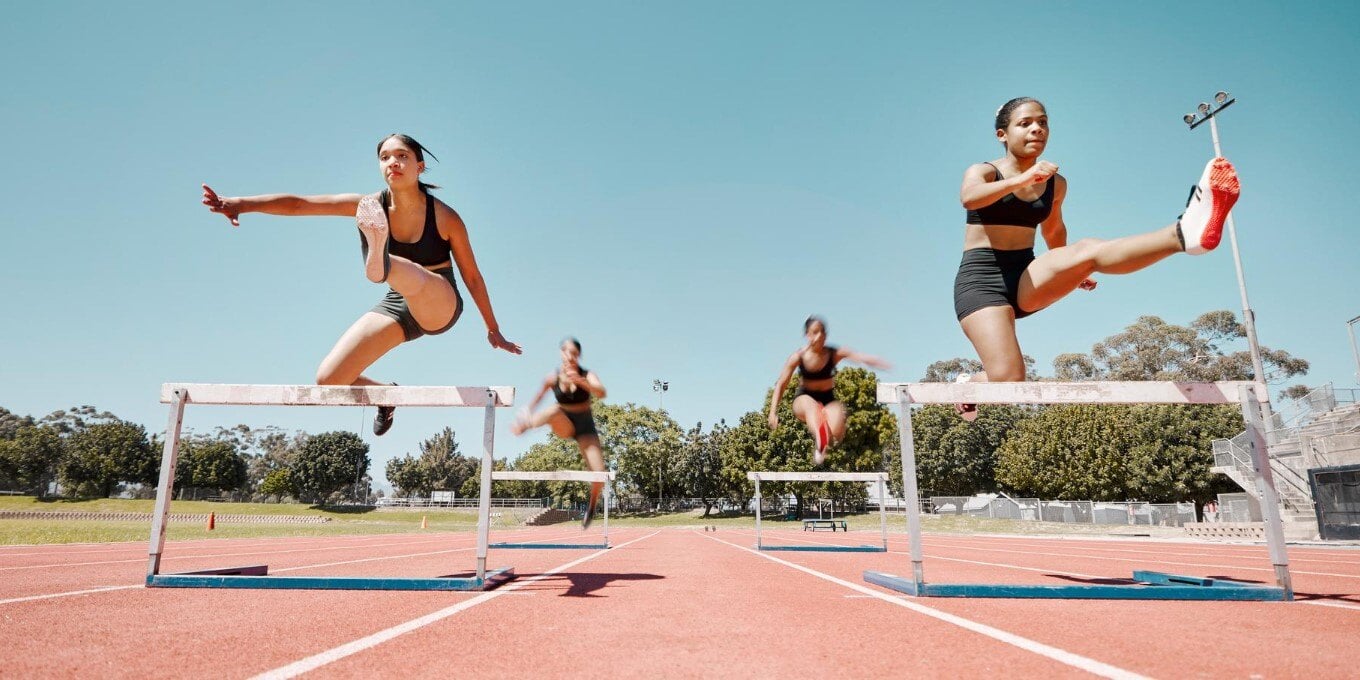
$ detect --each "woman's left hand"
[1078,277,1097,291]
[488,329,523,354]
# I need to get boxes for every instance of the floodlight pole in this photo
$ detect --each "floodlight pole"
[1187,95,1272,422]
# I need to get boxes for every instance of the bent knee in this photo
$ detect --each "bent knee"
[984,367,1026,382]
[315,365,350,386]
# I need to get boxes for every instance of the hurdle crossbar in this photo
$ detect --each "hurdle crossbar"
[748,471,889,552]
[488,470,614,549]
[865,380,1292,601]
[147,383,516,591]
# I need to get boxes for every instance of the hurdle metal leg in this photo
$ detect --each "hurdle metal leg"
[476,389,495,580]
[895,386,925,588]
[603,481,611,547]
[1239,385,1293,599]
[147,388,187,578]
[753,477,763,550]
[878,476,888,551]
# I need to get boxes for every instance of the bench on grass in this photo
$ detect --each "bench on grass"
[803,519,846,531]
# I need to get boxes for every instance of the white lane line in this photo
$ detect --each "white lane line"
[0,585,140,605]
[1298,600,1360,612]
[250,531,661,680]
[916,540,1359,581]
[0,535,491,572]
[0,528,612,605]
[921,536,1360,567]
[700,532,1150,680]
[271,527,605,573]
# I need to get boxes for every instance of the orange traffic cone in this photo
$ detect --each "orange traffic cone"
[420,515,427,529]
[206,512,216,531]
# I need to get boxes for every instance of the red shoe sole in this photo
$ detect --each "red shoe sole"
[1200,158,1240,252]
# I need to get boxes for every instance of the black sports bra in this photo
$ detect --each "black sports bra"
[798,346,838,381]
[381,189,451,266]
[965,163,1055,229]
[552,368,592,405]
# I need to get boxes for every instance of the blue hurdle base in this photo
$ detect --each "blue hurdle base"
[489,542,610,550]
[863,570,1289,601]
[760,544,887,553]
[147,565,516,591]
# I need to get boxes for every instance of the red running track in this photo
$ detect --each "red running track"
[1,526,1357,678]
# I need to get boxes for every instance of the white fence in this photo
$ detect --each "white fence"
[929,495,1197,527]
[376,497,546,509]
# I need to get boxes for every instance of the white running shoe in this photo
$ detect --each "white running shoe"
[355,193,391,283]
[1177,157,1240,256]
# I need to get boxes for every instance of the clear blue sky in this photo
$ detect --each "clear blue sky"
[3,1,1357,491]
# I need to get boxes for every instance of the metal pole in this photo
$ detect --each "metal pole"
[1239,385,1293,599]
[878,475,888,551]
[603,480,611,547]
[147,388,187,579]
[753,476,763,549]
[475,389,496,580]
[1347,315,1360,382]
[1204,113,1273,422]
[895,386,925,587]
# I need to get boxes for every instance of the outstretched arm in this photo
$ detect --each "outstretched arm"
[768,352,800,429]
[438,201,522,355]
[835,346,892,371]
[201,184,362,227]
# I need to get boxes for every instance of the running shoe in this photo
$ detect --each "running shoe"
[1177,157,1240,256]
[355,193,391,282]
[582,482,602,530]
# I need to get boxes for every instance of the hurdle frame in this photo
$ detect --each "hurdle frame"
[146,383,517,591]
[864,381,1292,601]
[487,470,615,549]
[748,471,890,552]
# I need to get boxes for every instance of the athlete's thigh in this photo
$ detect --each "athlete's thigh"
[958,305,1025,381]
[316,313,406,384]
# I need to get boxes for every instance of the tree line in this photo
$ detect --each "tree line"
[1,311,1309,513]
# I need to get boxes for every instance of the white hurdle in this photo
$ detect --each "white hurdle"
[489,470,616,548]
[747,471,890,552]
[870,380,1293,600]
[147,383,516,591]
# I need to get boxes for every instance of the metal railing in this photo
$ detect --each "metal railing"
[375,497,546,508]
[929,496,1197,527]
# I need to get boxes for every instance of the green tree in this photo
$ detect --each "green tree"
[175,438,247,497]
[594,403,683,509]
[385,455,427,498]
[60,421,156,498]
[457,458,507,499]
[244,431,306,496]
[290,431,370,504]
[889,403,1032,497]
[994,405,1133,500]
[258,468,294,500]
[504,438,589,506]
[675,421,728,516]
[0,407,36,440]
[416,427,479,493]
[1071,312,1308,389]
[40,406,119,436]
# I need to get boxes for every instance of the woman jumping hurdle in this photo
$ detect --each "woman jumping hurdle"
[769,316,891,465]
[201,133,522,434]
[952,97,1240,419]
[510,337,608,528]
